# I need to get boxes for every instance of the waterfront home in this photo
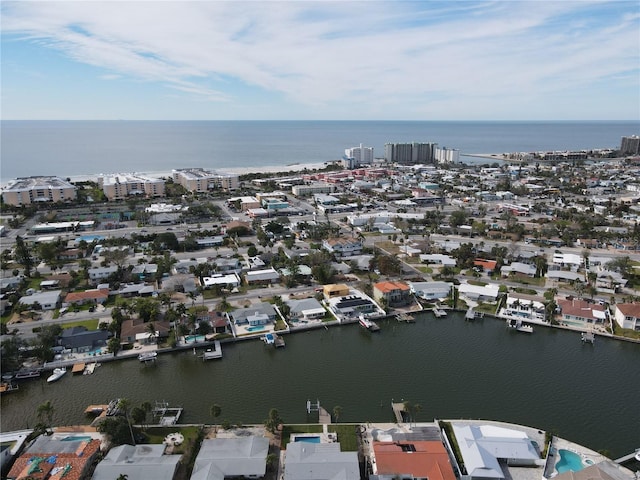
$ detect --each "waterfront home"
[190,437,268,480]
[498,293,546,324]
[287,297,326,321]
[92,444,182,480]
[322,237,363,258]
[230,302,278,326]
[371,438,456,480]
[451,423,540,480]
[63,288,109,307]
[58,326,110,354]
[283,442,359,480]
[458,283,500,303]
[197,311,231,335]
[328,292,380,319]
[7,436,100,480]
[18,290,61,311]
[409,281,452,301]
[373,281,412,307]
[120,319,170,345]
[613,303,640,331]
[556,299,607,327]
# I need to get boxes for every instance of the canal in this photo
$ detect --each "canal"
[1,312,639,458]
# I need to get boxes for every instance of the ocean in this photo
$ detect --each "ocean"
[1,120,638,182]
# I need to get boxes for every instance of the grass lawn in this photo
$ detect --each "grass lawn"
[280,424,322,449]
[328,424,359,451]
[509,274,545,287]
[59,319,100,330]
[144,425,201,455]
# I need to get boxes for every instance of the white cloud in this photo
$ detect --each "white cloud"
[1,1,638,119]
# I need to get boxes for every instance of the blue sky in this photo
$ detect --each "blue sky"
[2,1,639,120]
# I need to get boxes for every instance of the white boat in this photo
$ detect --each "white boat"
[138,351,158,362]
[359,314,380,332]
[433,309,447,318]
[47,368,67,383]
[507,318,534,333]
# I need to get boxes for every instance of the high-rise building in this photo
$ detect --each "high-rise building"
[344,144,374,166]
[435,146,460,163]
[384,142,437,164]
[620,135,640,156]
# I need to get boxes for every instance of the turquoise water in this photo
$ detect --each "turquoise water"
[61,436,92,442]
[294,436,321,443]
[556,449,585,473]
[246,326,265,332]
[184,335,206,344]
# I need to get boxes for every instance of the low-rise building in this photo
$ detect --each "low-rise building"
[409,281,452,301]
[613,303,640,331]
[322,237,363,258]
[373,281,412,307]
[120,319,170,344]
[287,297,326,321]
[230,302,278,326]
[173,168,239,192]
[292,182,335,196]
[98,173,165,201]
[244,268,281,285]
[283,442,359,480]
[93,444,182,480]
[18,290,61,310]
[556,298,607,327]
[63,288,109,306]
[191,437,268,480]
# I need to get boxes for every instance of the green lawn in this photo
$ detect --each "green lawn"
[59,319,100,331]
[328,424,359,451]
[144,425,201,455]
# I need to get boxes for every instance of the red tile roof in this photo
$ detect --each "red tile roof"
[373,441,456,480]
[474,259,498,270]
[615,303,640,318]
[557,299,605,321]
[374,281,410,293]
[64,289,109,303]
[8,439,100,480]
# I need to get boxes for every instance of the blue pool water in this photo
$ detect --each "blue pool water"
[294,436,321,443]
[556,449,585,473]
[185,335,206,343]
[247,326,265,332]
[61,436,92,442]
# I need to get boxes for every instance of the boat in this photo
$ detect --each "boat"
[47,368,67,383]
[507,318,534,333]
[138,351,158,362]
[0,382,19,394]
[14,368,42,380]
[359,315,380,332]
[581,331,595,344]
[262,333,285,348]
[433,309,447,318]
[465,307,475,320]
[202,341,223,360]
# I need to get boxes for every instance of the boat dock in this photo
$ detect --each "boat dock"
[153,400,183,426]
[391,401,407,424]
[433,309,447,318]
[395,313,415,323]
[581,331,595,344]
[263,332,286,348]
[202,340,223,360]
[85,404,108,416]
[72,363,86,375]
[83,362,98,375]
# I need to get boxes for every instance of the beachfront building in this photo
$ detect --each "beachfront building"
[2,176,77,206]
[343,143,374,169]
[613,303,640,331]
[435,146,460,163]
[173,168,239,192]
[98,173,165,201]
[385,142,437,165]
[620,135,640,156]
[291,182,335,196]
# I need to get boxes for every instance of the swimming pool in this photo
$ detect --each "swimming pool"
[556,449,585,473]
[61,436,92,442]
[294,435,321,443]
[246,326,265,332]
[184,335,206,343]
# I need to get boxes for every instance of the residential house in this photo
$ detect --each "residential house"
[93,444,182,480]
[202,273,241,289]
[244,268,281,285]
[0,276,23,293]
[497,293,547,324]
[409,281,452,301]
[287,298,326,321]
[283,442,359,480]
[63,289,109,307]
[58,326,110,353]
[613,303,640,331]
[371,440,456,480]
[329,294,379,318]
[322,237,363,258]
[190,437,268,480]
[131,263,159,280]
[373,281,412,307]
[7,436,100,480]
[198,311,230,335]
[18,290,61,311]
[120,319,171,345]
[162,274,198,294]
[473,259,498,274]
[230,302,278,326]
[322,284,350,298]
[419,253,457,266]
[215,257,242,274]
[458,283,500,302]
[88,266,118,283]
[501,262,537,277]
[556,299,607,327]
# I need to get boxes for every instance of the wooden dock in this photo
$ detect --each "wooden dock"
[72,363,86,375]
[318,406,331,424]
[85,404,108,416]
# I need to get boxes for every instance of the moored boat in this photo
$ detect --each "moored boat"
[359,315,380,332]
[47,368,67,383]
[202,341,223,360]
[138,351,158,362]
[0,382,19,394]
[14,368,42,380]
[507,318,534,333]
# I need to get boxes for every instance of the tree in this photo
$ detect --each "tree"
[117,398,136,445]
[146,322,157,343]
[264,408,283,434]
[36,400,55,431]
[332,405,343,423]
[107,336,122,355]
[210,403,222,432]
[15,235,34,277]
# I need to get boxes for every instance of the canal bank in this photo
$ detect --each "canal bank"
[1,311,638,458]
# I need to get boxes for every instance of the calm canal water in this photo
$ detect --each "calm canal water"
[1,313,638,457]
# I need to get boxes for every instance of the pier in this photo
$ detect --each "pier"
[152,400,183,426]
[391,401,407,424]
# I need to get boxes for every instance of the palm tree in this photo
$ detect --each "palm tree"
[146,322,157,343]
[37,400,55,430]
[332,406,343,423]
[117,398,136,445]
[210,403,222,433]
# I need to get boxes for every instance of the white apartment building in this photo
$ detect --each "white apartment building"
[172,168,239,192]
[435,146,460,163]
[98,173,165,201]
[2,176,77,206]
[291,183,335,196]
[344,144,374,167]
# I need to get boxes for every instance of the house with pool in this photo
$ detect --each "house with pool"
[229,302,281,335]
